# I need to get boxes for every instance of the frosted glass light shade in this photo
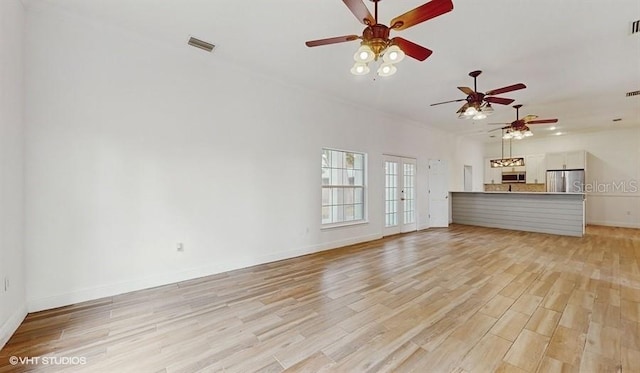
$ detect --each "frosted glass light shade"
[350,62,370,75]
[463,106,478,116]
[482,104,494,115]
[377,63,397,77]
[354,45,375,63]
[383,45,405,63]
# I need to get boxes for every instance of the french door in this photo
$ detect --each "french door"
[383,156,417,236]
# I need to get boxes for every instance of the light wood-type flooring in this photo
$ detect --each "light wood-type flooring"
[1,224,640,372]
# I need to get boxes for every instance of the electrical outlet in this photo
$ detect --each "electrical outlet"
[177,243,184,252]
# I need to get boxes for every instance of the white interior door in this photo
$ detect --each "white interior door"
[428,159,449,227]
[384,156,417,236]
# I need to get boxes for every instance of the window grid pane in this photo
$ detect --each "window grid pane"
[322,148,366,225]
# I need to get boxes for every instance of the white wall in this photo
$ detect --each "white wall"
[485,127,640,228]
[23,4,483,311]
[0,0,27,349]
[451,136,485,192]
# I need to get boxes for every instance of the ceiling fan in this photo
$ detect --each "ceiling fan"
[489,104,558,139]
[305,0,454,76]
[430,70,526,120]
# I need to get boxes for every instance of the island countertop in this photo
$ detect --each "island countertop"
[450,191,585,237]
[450,191,585,196]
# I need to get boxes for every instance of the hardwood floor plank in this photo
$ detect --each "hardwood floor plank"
[490,309,531,342]
[480,294,515,319]
[526,307,561,337]
[280,351,335,372]
[621,346,640,373]
[545,326,586,366]
[459,333,512,372]
[503,329,550,372]
[536,356,579,373]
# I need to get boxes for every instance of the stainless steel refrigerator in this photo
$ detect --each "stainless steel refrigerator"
[546,170,585,192]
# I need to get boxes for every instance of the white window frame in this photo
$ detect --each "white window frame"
[321,148,367,228]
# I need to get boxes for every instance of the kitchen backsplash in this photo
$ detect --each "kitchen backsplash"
[484,183,546,192]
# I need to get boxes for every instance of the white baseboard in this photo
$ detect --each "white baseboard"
[0,304,27,350]
[587,220,640,229]
[27,233,382,313]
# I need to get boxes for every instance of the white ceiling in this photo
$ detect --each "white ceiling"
[25,0,640,141]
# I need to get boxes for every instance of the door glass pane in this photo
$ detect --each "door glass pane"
[404,163,415,224]
[385,161,398,227]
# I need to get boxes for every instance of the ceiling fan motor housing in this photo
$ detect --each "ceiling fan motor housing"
[362,24,391,57]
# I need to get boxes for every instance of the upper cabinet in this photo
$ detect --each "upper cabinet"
[525,154,546,184]
[565,150,586,169]
[545,150,586,170]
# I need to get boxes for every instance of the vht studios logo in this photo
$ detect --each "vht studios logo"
[9,356,87,366]
[578,180,639,193]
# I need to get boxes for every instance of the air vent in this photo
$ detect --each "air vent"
[632,20,640,34]
[188,37,215,52]
[626,90,640,97]
[613,118,622,122]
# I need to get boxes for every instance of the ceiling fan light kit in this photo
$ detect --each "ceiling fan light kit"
[351,42,403,77]
[306,0,454,77]
[502,128,532,140]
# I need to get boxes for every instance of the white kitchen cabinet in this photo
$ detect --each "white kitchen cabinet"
[565,150,586,169]
[525,154,546,184]
[545,150,586,170]
[484,158,502,184]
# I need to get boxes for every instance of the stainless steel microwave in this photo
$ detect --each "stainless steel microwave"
[502,172,526,183]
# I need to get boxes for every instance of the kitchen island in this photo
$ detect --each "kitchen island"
[450,191,585,237]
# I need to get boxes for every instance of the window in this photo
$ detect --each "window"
[321,148,366,225]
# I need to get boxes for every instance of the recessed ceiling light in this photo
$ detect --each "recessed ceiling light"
[555,132,563,136]
[549,126,556,130]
